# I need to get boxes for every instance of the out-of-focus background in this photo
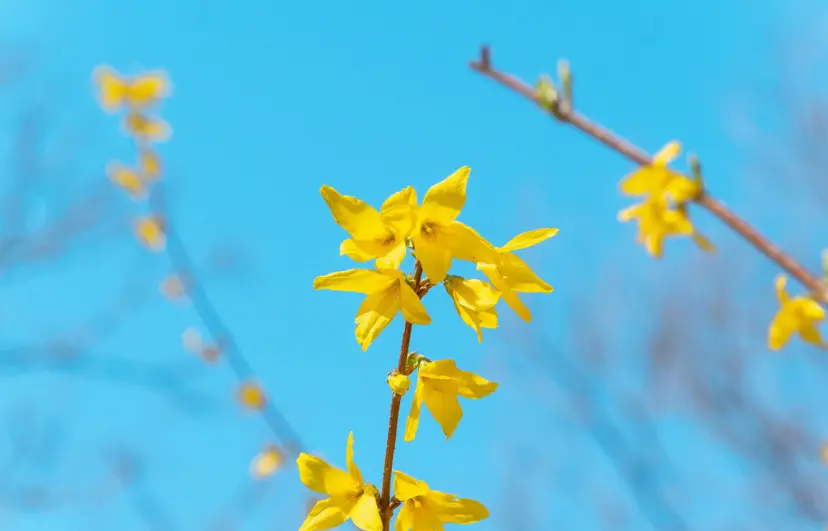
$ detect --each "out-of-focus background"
[1,0,826,529]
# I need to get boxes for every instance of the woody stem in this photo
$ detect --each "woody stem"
[379,261,423,530]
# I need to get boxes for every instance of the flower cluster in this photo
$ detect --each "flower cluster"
[299,167,556,530]
[93,66,284,480]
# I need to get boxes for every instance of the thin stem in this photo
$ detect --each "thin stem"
[469,45,828,302]
[379,261,424,530]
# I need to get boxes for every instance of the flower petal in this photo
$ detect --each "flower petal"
[421,166,469,223]
[768,311,794,351]
[478,263,531,322]
[653,141,681,166]
[446,277,499,310]
[500,228,558,252]
[422,385,463,440]
[399,281,431,325]
[455,371,498,400]
[427,492,489,525]
[413,234,453,285]
[297,454,357,496]
[376,241,408,271]
[314,269,393,294]
[380,186,418,236]
[345,432,364,485]
[299,497,351,531]
[403,378,424,442]
[498,253,553,294]
[340,240,376,262]
[774,275,790,305]
[355,286,400,351]
[349,489,382,531]
[392,471,430,501]
[320,185,386,241]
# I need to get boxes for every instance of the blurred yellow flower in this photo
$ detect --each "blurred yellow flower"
[297,432,382,531]
[123,113,171,143]
[322,185,417,271]
[314,268,431,351]
[139,148,163,180]
[93,66,170,112]
[250,444,283,479]
[476,228,557,323]
[768,274,827,351]
[107,162,146,199]
[237,381,267,410]
[134,215,166,251]
[392,470,488,531]
[618,196,712,258]
[404,359,497,442]
[444,276,499,342]
[619,141,700,203]
[410,167,499,284]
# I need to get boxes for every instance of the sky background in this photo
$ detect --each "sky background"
[0,0,824,530]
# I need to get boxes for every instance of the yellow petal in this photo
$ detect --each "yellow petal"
[774,275,790,305]
[691,232,715,253]
[93,66,127,112]
[618,202,644,222]
[446,277,499,310]
[795,298,826,321]
[340,239,376,262]
[297,453,358,496]
[392,471,430,501]
[412,234,453,285]
[345,432,364,485]
[768,312,793,351]
[427,492,489,525]
[380,186,418,236]
[653,141,681,166]
[665,174,701,203]
[320,186,386,241]
[250,445,282,479]
[478,263,531,322]
[299,497,350,531]
[443,221,500,264]
[399,281,431,325]
[799,324,827,348]
[237,381,266,410]
[394,502,414,531]
[451,300,498,342]
[455,372,498,400]
[349,489,382,531]
[421,166,469,223]
[403,378,424,442]
[107,162,146,198]
[314,269,393,294]
[498,253,553,294]
[134,216,166,251]
[355,286,399,351]
[126,71,171,107]
[388,372,411,396]
[619,167,662,196]
[375,241,408,271]
[422,384,463,440]
[500,228,559,252]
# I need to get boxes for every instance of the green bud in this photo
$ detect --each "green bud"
[535,74,558,111]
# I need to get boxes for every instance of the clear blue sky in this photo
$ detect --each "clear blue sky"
[0,0,819,530]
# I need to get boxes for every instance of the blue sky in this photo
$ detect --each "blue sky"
[0,0,822,530]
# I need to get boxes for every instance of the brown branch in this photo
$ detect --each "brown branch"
[469,44,828,302]
[379,261,423,530]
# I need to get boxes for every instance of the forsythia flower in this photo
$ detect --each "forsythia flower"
[297,432,382,531]
[314,269,431,351]
[139,148,163,179]
[93,66,170,112]
[134,215,166,250]
[124,113,172,143]
[250,444,282,479]
[107,162,147,199]
[618,196,711,258]
[321,185,417,271]
[619,141,700,203]
[444,276,499,342]
[388,372,411,396]
[476,228,557,322]
[404,359,497,442]
[237,381,267,410]
[393,470,488,531]
[411,167,499,284]
[768,274,827,351]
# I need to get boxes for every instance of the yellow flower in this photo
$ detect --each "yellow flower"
[618,196,711,258]
[388,372,411,396]
[410,167,499,284]
[392,470,488,531]
[768,274,827,351]
[134,215,166,251]
[139,148,163,180]
[237,380,267,410]
[107,162,146,199]
[123,113,172,143]
[93,66,170,112]
[444,277,499,342]
[404,359,497,442]
[314,269,431,351]
[619,141,700,203]
[297,432,382,531]
[321,185,416,270]
[250,444,282,479]
[476,228,557,323]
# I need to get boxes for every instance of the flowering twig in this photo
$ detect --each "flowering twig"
[379,261,424,529]
[469,44,828,303]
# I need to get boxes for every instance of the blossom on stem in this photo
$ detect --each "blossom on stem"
[404,359,497,442]
[619,141,700,203]
[297,432,382,531]
[313,268,430,351]
[768,274,827,351]
[107,162,147,199]
[618,196,712,258]
[476,228,557,322]
[134,215,166,251]
[93,66,170,112]
[444,276,499,342]
[392,470,488,531]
